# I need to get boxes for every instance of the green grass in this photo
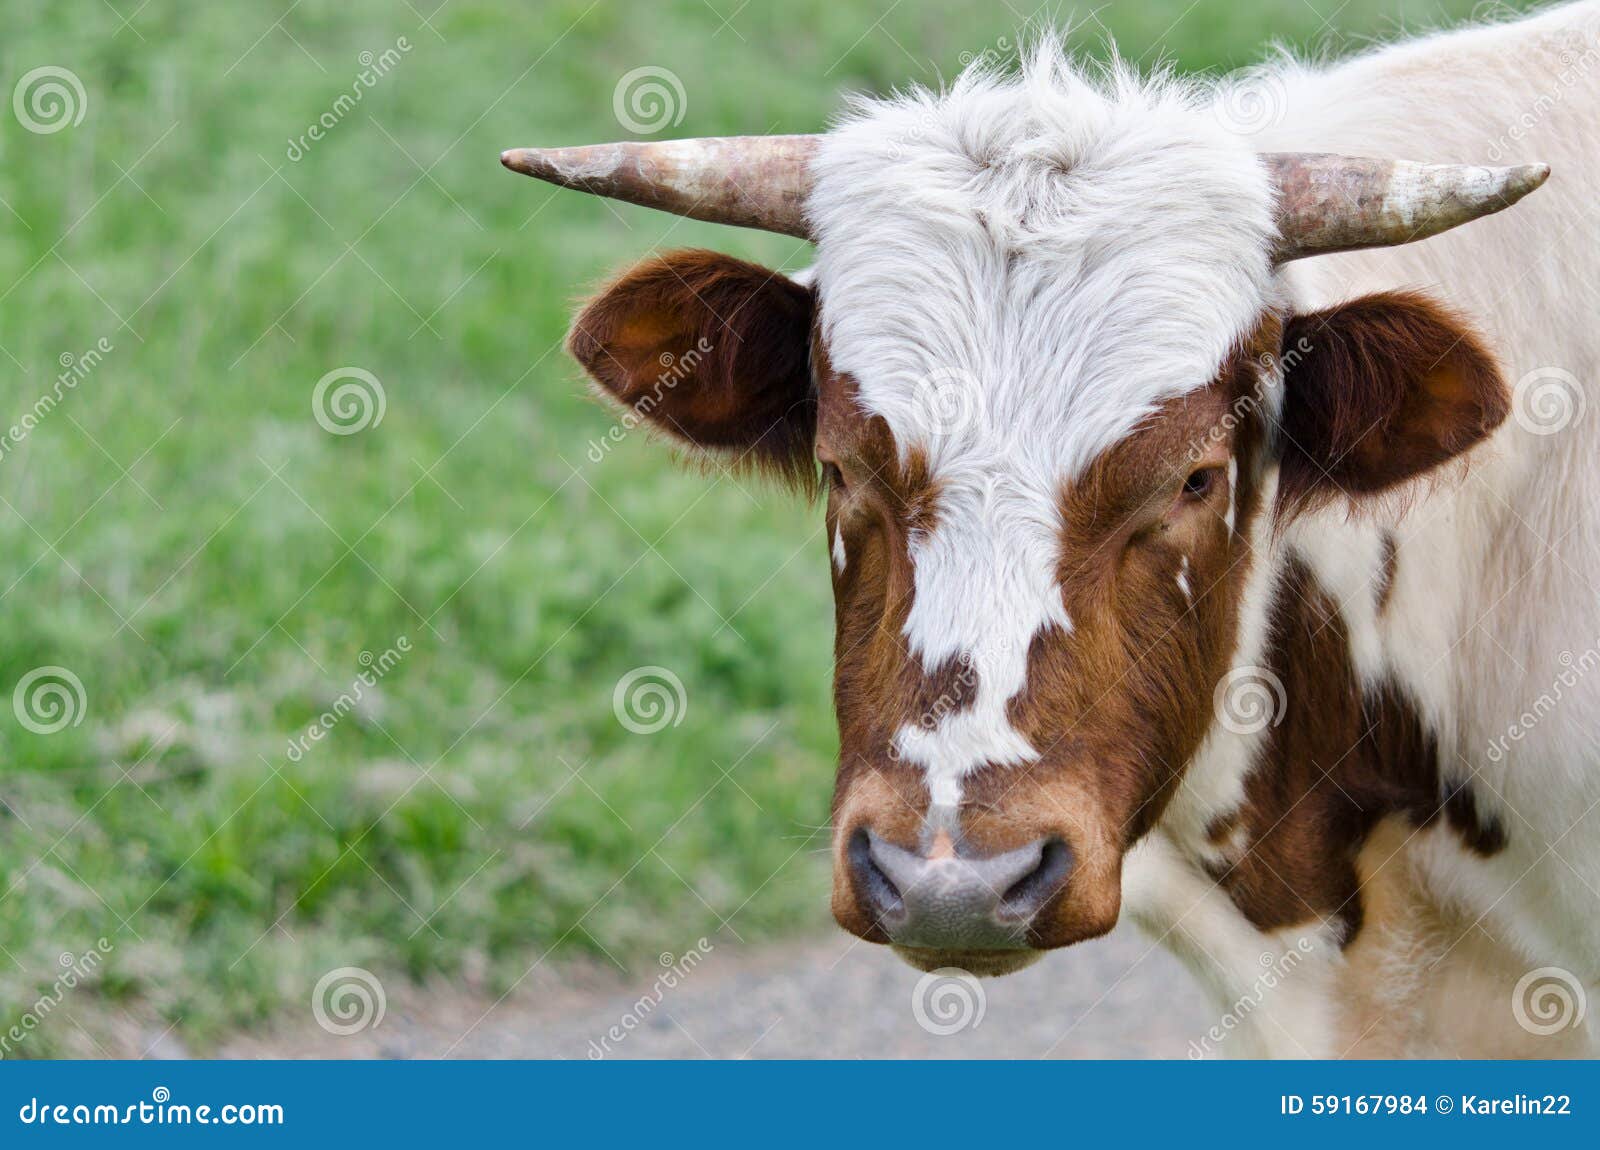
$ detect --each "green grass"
[0,0,1534,1054]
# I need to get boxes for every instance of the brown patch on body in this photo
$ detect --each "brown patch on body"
[1212,557,1507,946]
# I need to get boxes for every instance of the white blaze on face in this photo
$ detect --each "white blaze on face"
[892,469,1073,805]
[1224,457,1239,536]
[809,40,1277,806]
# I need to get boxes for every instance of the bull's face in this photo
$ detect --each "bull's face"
[816,340,1271,972]
[549,59,1524,976]
[569,250,1503,975]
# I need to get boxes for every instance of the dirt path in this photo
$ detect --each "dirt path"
[219,923,1210,1059]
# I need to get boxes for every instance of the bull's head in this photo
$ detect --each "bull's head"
[506,57,1546,975]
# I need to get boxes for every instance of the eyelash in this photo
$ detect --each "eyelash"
[822,463,846,492]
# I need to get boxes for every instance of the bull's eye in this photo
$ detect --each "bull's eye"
[1181,466,1221,500]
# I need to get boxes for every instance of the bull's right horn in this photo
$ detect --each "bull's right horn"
[500,134,819,239]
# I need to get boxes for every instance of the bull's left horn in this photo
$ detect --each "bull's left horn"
[1264,152,1551,262]
[500,135,818,239]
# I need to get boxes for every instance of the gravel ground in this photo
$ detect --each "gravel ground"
[218,923,1211,1059]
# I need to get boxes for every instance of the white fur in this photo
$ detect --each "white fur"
[1124,834,1344,1057]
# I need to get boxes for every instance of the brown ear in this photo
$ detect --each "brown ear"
[1276,290,1509,516]
[567,249,816,489]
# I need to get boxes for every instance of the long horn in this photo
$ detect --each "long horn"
[1264,153,1550,262]
[500,135,818,238]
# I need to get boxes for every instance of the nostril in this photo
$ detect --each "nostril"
[848,828,904,922]
[998,838,1072,921]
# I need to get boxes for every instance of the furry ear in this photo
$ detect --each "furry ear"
[1276,291,1509,516]
[567,249,817,490]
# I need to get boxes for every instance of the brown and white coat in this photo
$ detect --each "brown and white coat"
[549,2,1600,1056]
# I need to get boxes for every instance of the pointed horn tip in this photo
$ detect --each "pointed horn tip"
[1488,161,1551,210]
[1512,161,1553,194]
[500,148,538,175]
[500,148,565,179]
